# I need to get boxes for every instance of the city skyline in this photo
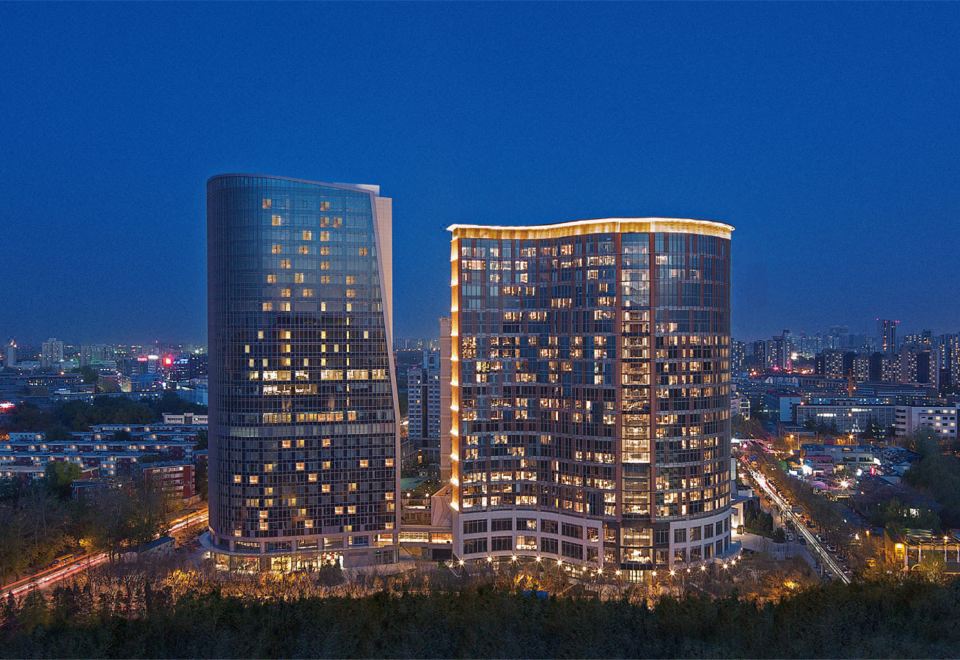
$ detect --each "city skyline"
[2,3,960,343]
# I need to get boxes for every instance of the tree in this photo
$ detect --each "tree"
[44,462,82,499]
[194,460,208,501]
[72,366,98,385]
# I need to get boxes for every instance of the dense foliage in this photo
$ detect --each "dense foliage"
[2,578,959,658]
[904,437,960,528]
[4,392,206,436]
[0,477,171,585]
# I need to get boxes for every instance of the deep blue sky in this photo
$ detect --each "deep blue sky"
[2,3,958,345]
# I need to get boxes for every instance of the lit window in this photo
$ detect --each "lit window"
[262,199,272,209]
[358,247,368,256]
[271,215,282,226]
[302,230,312,240]
[266,274,276,284]
[296,462,305,471]
[294,273,304,283]
[262,302,273,311]
[359,459,369,468]
[280,259,291,269]
[281,288,291,298]
[302,288,314,297]
[271,244,283,254]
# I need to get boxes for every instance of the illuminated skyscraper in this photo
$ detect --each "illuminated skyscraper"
[205,174,400,570]
[448,218,733,575]
[878,318,899,354]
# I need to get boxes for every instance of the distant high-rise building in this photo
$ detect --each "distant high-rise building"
[40,338,64,369]
[768,331,789,370]
[205,174,400,570]
[731,340,746,374]
[448,218,734,573]
[852,354,870,382]
[79,344,116,366]
[902,330,933,349]
[4,339,16,369]
[816,349,845,378]
[750,340,767,371]
[826,326,849,350]
[936,334,960,390]
[407,349,441,444]
[877,319,899,354]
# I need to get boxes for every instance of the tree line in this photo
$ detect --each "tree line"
[3,392,206,439]
[2,576,959,658]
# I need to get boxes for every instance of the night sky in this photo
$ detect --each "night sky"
[1,3,958,345]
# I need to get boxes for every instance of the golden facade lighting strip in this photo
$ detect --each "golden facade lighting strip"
[449,236,461,511]
[448,217,733,241]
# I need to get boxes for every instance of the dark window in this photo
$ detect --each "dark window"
[561,523,583,539]
[561,541,583,560]
[492,536,512,552]
[674,528,687,543]
[541,519,558,534]
[541,537,559,554]
[492,518,513,532]
[463,520,487,535]
[463,538,487,554]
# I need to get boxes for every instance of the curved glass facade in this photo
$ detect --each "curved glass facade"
[448,219,732,572]
[206,174,399,570]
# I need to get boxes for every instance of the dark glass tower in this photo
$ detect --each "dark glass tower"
[448,219,733,576]
[205,174,399,570]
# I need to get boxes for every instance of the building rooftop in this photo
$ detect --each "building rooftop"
[448,217,734,239]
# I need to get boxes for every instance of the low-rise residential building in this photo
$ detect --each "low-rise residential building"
[894,405,958,441]
[795,397,896,433]
[0,422,204,479]
[141,461,196,500]
[763,392,802,423]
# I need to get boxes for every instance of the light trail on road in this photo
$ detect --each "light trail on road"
[743,463,851,584]
[0,508,209,599]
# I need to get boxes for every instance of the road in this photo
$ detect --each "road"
[0,508,208,599]
[743,463,851,584]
